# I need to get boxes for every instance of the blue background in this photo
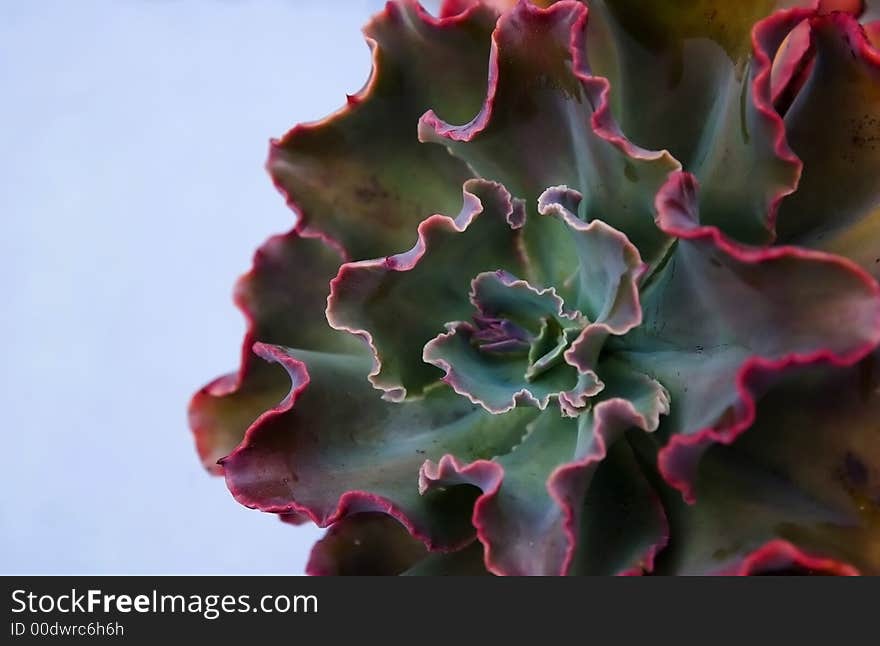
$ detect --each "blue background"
[1,0,442,573]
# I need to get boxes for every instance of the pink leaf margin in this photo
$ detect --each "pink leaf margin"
[188,226,347,475]
[419,390,670,576]
[218,343,475,553]
[717,539,860,576]
[654,171,880,503]
[326,179,525,402]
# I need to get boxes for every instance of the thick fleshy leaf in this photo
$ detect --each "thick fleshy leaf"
[419,0,679,283]
[419,361,669,575]
[327,179,526,400]
[425,323,591,414]
[419,414,577,576]
[221,343,539,551]
[616,172,880,500]
[306,512,427,576]
[188,229,362,473]
[587,0,781,98]
[423,192,648,417]
[537,186,645,383]
[776,11,880,242]
[652,351,880,575]
[268,1,498,260]
[468,269,581,333]
[568,433,669,576]
[536,186,645,320]
[195,0,880,578]
[586,1,804,243]
[424,271,590,414]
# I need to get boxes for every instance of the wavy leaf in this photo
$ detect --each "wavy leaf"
[419,360,668,575]
[537,186,645,388]
[617,172,880,500]
[586,1,804,243]
[188,229,362,473]
[570,434,669,576]
[306,512,427,575]
[777,11,880,242]
[419,1,679,282]
[221,343,540,551]
[652,351,880,575]
[268,1,498,259]
[424,270,590,414]
[327,179,526,400]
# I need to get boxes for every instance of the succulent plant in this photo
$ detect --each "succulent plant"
[190,0,880,575]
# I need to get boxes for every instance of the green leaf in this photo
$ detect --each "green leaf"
[188,230,363,473]
[570,434,668,576]
[306,512,427,576]
[419,360,669,575]
[589,1,803,243]
[327,179,526,400]
[617,172,880,499]
[654,351,880,575]
[419,1,678,282]
[268,2,498,259]
[221,343,540,551]
[777,12,880,243]
[423,270,591,414]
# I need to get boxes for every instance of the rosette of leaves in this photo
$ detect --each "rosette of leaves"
[190,0,880,575]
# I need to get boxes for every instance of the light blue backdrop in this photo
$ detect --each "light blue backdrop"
[0,0,441,573]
